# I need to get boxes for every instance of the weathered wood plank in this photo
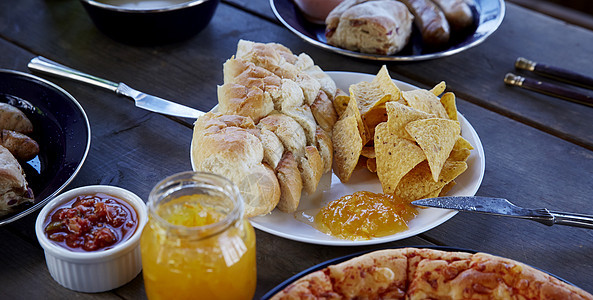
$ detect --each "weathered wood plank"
[0,0,592,298]
[253,232,437,298]
[0,227,121,299]
[225,1,593,150]
[422,99,593,292]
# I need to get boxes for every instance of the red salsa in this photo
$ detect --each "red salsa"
[44,193,138,252]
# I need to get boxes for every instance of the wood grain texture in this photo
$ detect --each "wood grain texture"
[229,1,593,150]
[424,99,593,291]
[0,227,121,299]
[254,232,437,298]
[0,0,592,298]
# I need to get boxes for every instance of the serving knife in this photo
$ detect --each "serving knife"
[412,196,593,229]
[27,56,204,119]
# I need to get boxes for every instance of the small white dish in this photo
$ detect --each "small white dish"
[35,185,147,293]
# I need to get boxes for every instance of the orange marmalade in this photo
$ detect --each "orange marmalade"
[315,191,418,240]
[141,172,256,300]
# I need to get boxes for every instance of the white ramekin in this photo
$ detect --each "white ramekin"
[35,185,148,293]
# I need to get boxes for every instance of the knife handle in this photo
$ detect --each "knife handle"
[504,73,593,108]
[516,57,593,90]
[549,210,593,229]
[28,57,119,92]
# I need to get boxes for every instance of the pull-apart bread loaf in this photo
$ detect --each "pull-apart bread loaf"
[326,0,414,55]
[191,40,338,217]
[271,248,593,300]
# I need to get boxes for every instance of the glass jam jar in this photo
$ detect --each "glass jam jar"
[141,171,256,300]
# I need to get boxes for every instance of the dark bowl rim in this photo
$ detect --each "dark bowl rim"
[79,0,216,13]
[0,69,91,226]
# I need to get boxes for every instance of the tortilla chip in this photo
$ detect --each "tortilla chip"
[386,101,434,140]
[422,188,442,199]
[430,81,446,96]
[374,65,401,101]
[394,160,467,201]
[420,178,457,199]
[402,89,448,119]
[439,180,456,196]
[362,104,388,140]
[332,114,363,182]
[356,156,368,169]
[405,118,461,182]
[333,88,349,117]
[350,81,390,117]
[360,146,376,158]
[375,123,426,194]
[344,93,369,144]
[448,148,471,162]
[366,157,377,173]
[440,92,458,121]
[453,136,474,151]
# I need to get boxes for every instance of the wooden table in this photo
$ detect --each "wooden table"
[1,0,593,298]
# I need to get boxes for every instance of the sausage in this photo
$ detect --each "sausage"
[431,0,474,31]
[398,0,450,47]
[0,129,39,161]
[0,103,33,134]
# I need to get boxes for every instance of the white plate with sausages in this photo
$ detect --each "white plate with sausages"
[249,71,485,246]
[270,0,505,61]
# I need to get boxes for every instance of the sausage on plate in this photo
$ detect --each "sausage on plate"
[431,0,474,31]
[0,129,39,161]
[0,102,33,134]
[398,0,450,47]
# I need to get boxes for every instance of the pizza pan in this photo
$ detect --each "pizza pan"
[261,245,579,299]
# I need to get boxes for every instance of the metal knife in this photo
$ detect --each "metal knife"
[27,56,204,119]
[412,196,593,229]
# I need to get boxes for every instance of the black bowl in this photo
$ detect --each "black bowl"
[80,0,220,45]
[0,70,91,225]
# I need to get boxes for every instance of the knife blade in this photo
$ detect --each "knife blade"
[412,196,593,229]
[28,56,204,119]
[115,83,203,119]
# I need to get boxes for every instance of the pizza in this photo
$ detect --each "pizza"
[270,248,593,299]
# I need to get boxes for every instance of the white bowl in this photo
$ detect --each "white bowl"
[35,185,148,293]
[293,0,344,24]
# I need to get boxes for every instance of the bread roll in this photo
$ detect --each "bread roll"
[275,151,303,213]
[315,127,333,173]
[310,90,338,134]
[192,40,338,215]
[325,0,414,55]
[299,146,323,194]
[236,40,299,80]
[258,113,307,159]
[0,145,34,216]
[254,128,284,170]
[191,113,281,217]
[217,83,274,123]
